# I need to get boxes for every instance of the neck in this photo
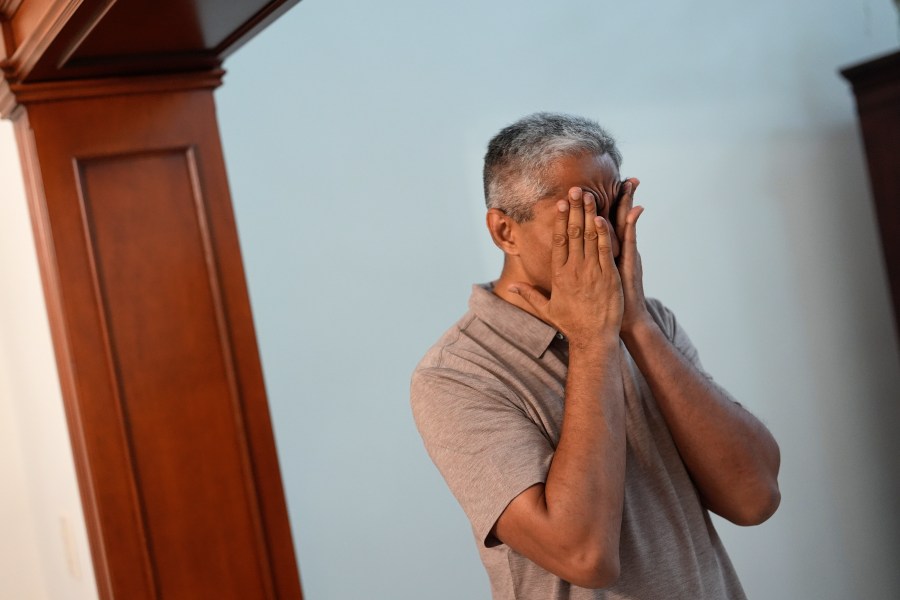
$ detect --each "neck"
[492,260,548,323]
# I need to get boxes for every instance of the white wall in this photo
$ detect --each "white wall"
[216,1,900,598]
[0,122,98,600]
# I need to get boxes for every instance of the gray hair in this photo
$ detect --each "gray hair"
[483,112,622,222]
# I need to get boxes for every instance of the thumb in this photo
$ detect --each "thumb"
[508,283,550,316]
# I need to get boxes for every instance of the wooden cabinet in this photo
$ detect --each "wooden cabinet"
[842,50,900,343]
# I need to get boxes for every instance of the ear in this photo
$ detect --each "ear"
[486,208,520,256]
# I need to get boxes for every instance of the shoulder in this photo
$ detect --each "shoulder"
[411,306,522,388]
[410,312,524,433]
[413,310,497,386]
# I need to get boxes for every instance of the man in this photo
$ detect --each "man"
[410,113,780,599]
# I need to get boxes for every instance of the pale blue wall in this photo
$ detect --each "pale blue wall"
[217,1,900,598]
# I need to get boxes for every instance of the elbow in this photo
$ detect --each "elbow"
[566,548,620,589]
[752,483,782,525]
[730,482,781,526]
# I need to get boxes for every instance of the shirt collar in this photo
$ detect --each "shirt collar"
[468,282,560,358]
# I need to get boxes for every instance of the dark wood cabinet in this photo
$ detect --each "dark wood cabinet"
[842,50,900,343]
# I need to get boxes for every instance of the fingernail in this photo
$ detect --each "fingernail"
[508,285,520,294]
[557,201,568,212]
[569,187,582,200]
[583,191,594,205]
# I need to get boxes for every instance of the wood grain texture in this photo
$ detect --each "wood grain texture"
[13,79,303,599]
[77,147,276,598]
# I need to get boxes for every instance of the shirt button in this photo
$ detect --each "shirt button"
[556,332,565,340]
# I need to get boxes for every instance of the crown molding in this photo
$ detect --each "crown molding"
[0,68,225,119]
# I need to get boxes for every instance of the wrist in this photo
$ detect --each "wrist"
[619,313,657,346]
[567,330,621,354]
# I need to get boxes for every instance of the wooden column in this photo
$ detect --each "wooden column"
[1,2,303,598]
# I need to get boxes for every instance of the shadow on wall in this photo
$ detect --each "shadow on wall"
[775,120,900,590]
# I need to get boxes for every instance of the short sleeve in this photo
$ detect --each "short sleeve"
[645,298,715,382]
[410,367,554,547]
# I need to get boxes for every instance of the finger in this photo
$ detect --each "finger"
[622,206,644,260]
[618,206,644,279]
[508,283,550,318]
[567,187,585,262]
[615,178,638,244]
[594,215,615,272]
[583,191,599,262]
[622,205,645,252]
[551,200,569,269]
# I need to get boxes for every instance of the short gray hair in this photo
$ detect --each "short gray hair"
[483,112,622,222]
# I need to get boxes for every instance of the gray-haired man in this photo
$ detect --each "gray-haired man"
[411,113,780,599]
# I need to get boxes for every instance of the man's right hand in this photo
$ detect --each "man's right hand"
[510,187,624,349]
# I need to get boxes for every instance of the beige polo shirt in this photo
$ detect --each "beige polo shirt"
[410,283,747,600]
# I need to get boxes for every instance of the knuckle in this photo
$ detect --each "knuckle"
[584,231,599,241]
[567,226,583,238]
[552,234,568,247]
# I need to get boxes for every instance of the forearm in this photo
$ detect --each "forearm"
[622,318,780,525]
[544,339,626,564]
[493,337,627,587]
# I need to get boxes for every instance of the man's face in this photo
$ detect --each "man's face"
[514,152,623,294]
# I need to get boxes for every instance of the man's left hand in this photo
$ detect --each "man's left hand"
[615,178,652,336]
